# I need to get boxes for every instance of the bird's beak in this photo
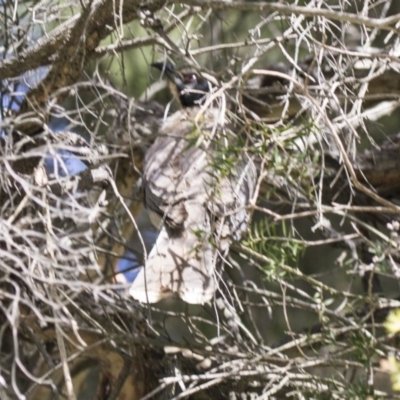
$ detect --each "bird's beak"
[151,61,185,95]
[151,62,177,81]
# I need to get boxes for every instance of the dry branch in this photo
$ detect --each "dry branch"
[2,0,400,398]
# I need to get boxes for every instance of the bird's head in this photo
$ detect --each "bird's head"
[151,62,211,108]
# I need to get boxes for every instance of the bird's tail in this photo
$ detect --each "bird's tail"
[129,203,216,304]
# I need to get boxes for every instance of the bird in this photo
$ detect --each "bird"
[241,62,313,121]
[129,62,256,304]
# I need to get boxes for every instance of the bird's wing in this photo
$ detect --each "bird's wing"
[142,109,213,223]
[208,154,256,249]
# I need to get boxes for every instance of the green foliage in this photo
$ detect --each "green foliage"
[245,217,306,280]
[346,382,375,399]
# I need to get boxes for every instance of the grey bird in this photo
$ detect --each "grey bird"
[129,62,256,304]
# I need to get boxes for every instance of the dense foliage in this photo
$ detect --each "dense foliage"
[1,0,400,398]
